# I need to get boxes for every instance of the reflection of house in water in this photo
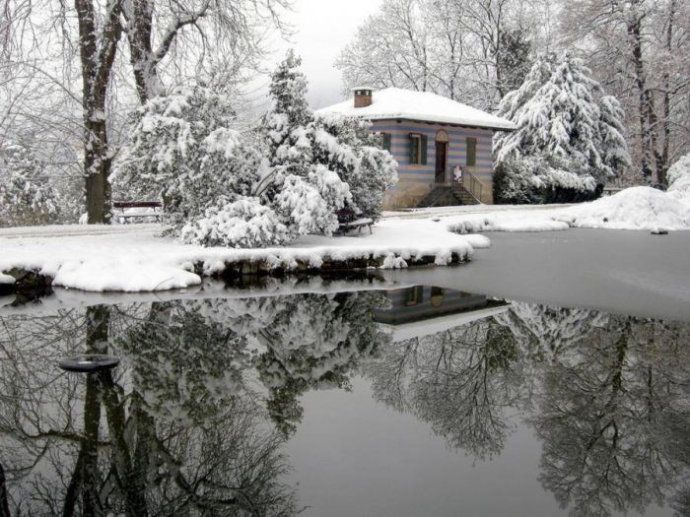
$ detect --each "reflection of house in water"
[374,286,510,342]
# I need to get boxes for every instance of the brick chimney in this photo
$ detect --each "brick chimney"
[353,87,373,108]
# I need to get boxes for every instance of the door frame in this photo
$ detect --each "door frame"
[435,130,449,184]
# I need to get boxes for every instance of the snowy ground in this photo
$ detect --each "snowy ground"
[2,185,688,293]
[382,202,573,219]
[0,218,489,292]
[389,186,690,233]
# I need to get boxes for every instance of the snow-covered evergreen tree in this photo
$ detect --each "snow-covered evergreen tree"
[0,143,59,227]
[315,115,397,220]
[260,51,352,236]
[260,50,396,232]
[114,85,265,227]
[495,28,533,95]
[116,53,395,248]
[493,53,631,203]
[598,95,630,176]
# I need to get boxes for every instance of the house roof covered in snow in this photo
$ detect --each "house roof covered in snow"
[316,87,517,131]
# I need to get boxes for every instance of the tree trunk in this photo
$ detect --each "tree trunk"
[628,15,654,181]
[660,0,677,186]
[74,0,122,224]
[84,116,112,224]
[127,0,157,104]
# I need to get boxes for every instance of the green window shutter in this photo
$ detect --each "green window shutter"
[421,135,428,164]
[466,137,477,166]
[408,134,416,164]
[382,133,391,152]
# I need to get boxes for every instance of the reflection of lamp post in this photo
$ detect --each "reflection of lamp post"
[58,354,119,373]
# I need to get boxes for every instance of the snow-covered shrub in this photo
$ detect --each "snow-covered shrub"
[181,197,289,248]
[667,153,690,197]
[260,51,353,236]
[273,173,339,236]
[314,115,397,221]
[493,53,630,204]
[115,52,395,248]
[114,85,263,228]
[262,51,396,228]
[494,156,599,204]
[0,143,59,227]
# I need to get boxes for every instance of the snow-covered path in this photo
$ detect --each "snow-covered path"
[0,223,161,239]
[382,203,571,219]
[0,203,568,238]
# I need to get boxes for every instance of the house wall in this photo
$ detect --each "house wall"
[371,119,496,209]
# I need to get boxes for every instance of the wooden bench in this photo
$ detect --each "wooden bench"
[339,218,374,235]
[112,201,163,223]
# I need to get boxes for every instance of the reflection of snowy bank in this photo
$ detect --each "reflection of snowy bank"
[0,274,407,316]
[0,218,488,293]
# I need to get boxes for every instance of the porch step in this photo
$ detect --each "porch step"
[451,185,480,205]
[418,187,458,208]
[418,185,479,207]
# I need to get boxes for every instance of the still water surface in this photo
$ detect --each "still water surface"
[0,278,688,516]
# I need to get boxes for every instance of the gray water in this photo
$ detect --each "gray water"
[0,230,689,516]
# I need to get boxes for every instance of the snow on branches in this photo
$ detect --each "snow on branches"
[493,53,631,203]
[667,152,690,197]
[0,143,60,227]
[113,85,261,223]
[115,51,396,248]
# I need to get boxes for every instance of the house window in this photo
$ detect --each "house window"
[466,137,477,167]
[430,286,445,308]
[381,132,392,152]
[404,286,424,306]
[409,133,428,165]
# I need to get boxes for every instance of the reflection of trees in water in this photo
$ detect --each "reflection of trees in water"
[0,305,264,514]
[365,302,690,516]
[365,319,522,459]
[0,291,388,515]
[254,292,389,435]
[532,316,690,517]
[1,293,689,516]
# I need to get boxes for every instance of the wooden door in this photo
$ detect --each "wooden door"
[435,141,447,183]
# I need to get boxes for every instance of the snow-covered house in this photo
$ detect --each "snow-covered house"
[317,87,516,208]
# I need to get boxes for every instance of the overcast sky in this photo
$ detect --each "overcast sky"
[260,0,383,109]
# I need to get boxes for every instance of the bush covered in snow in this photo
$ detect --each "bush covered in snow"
[115,52,395,248]
[667,152,690,197]
[558,186,690,230]
[260,51,396,230]
[113,85,264,230]
[181,197,289,248]
[493,156,599,204]
[0,143,60,227]
[493,53,630,204]
[315,115,398,220]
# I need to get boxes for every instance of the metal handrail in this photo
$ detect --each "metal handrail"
[459,171,491,204]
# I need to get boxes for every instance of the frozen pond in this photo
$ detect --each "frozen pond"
[0,230,689,516]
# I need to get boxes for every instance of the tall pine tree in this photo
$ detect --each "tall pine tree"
[493,53,631,203]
